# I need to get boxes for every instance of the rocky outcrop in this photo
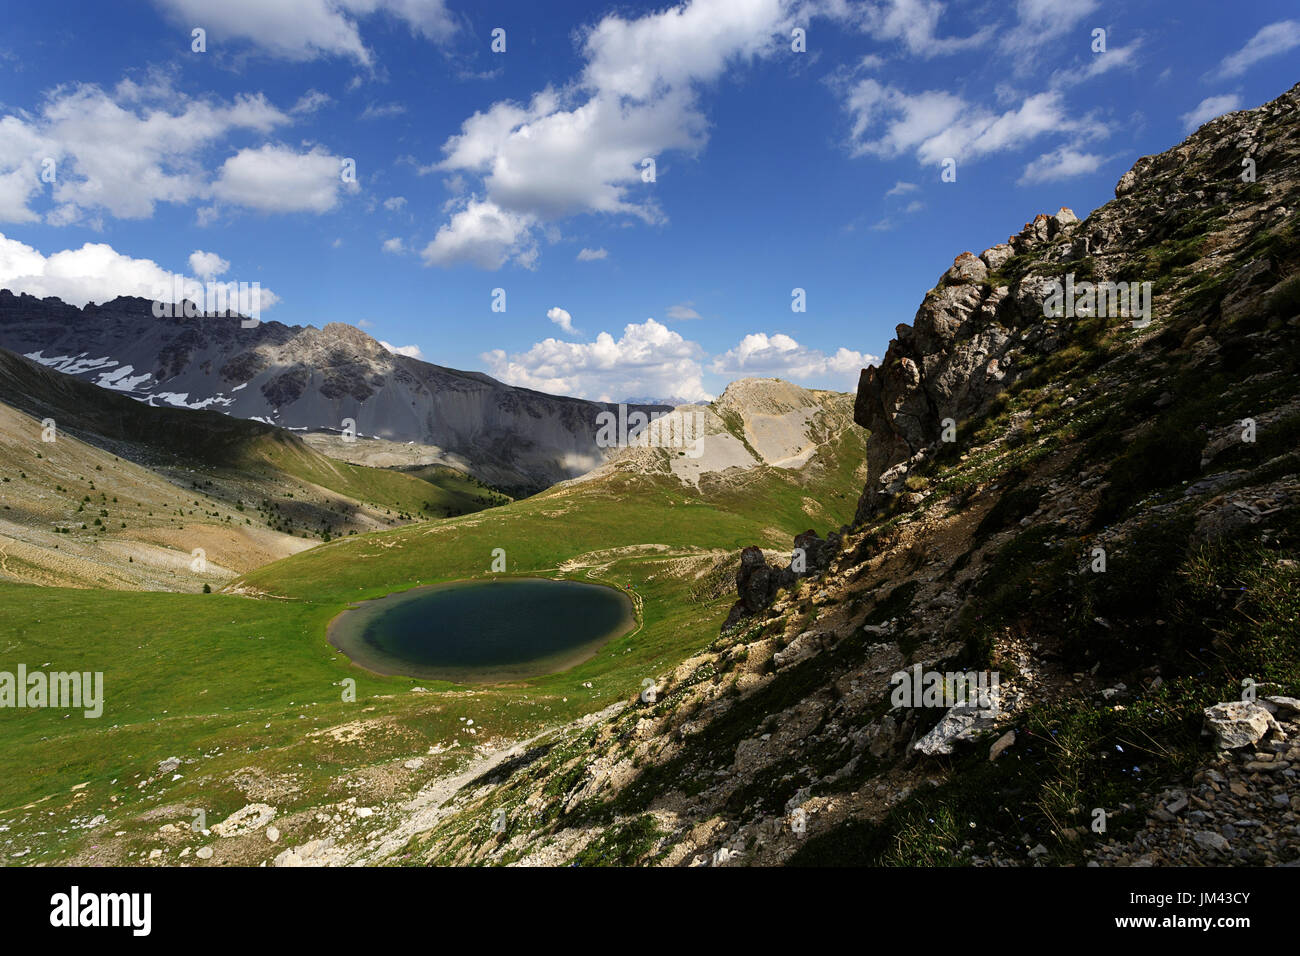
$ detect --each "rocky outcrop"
[853,83,1300,521]
[723,529,839,627]
[853,208,1083,518]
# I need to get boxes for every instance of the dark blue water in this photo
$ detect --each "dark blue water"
[327,578,635,683]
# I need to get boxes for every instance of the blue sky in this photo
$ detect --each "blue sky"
[0,0,1296,402]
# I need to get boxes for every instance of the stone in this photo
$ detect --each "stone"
[1193,831,1230,853]
[212,803,277,837]
[989,729,1016,761]
[980,243,1014,272]
[1203,701,1281,749]
[195,846,213,860]
[944,252,988,285]
[1265,696,1300,718]
[773,631,823,670]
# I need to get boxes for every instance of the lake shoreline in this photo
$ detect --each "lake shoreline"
[326,576,637,684]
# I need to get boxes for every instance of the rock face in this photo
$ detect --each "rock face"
[0,293,668,495]
[853,211,1083,518]
[853,82,1300,520]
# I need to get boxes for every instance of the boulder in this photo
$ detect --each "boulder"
[212,803,276,837]
[1202,701,1283,749]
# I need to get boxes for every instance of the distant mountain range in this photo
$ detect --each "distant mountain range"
[0,291,668,496]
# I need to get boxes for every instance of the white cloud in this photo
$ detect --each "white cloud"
[547,306,575,334]
[1180,94,1242,132]
[1049,39,1143,88]
[188,250,230,279]
[836,0,993,57]
[212,144,355,213]
[361,101,407,120]
[710,331,876,388]
[666,302,702,320]
[383,196,407,211]
[380,340,425,359]
[0,78,289,224]
[1019,146,1106,184]
[839,77,1084,167]
[424,0,793,269]
[482,318,711,402]
[382,237,405,254]
[291,90,332,114]
[576,246,608,261]
[1215,20,1300,79]
[149,0,458,65]
[0,232,278,312]
[1001,0,1100,59]
[420,198,537,269]
[884,180,918,196]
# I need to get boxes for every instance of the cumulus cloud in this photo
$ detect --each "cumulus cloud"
[576,246,608,261]
[188,250,230,279]
[482,318,711,402]
[380,340,424,359]
[710,332,876,388]
[423,0,792,269]
[383,196,407,211]
[1180,94,1243,132]
[149,0,458,65]
[0,77,289,225]
[0,232,279,312]
[382,237,405,254]
[547,306,575,334]
[1214,20,1300,79]
[212,144,355,214]
[420,198,536,269]
[1018,146,1106,184]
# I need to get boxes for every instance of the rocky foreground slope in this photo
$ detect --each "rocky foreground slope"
[0,294,666,496]
[370,82,1300,867]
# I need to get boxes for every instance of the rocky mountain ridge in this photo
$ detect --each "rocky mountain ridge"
[0,292,668,496]
[568,377,861,490]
